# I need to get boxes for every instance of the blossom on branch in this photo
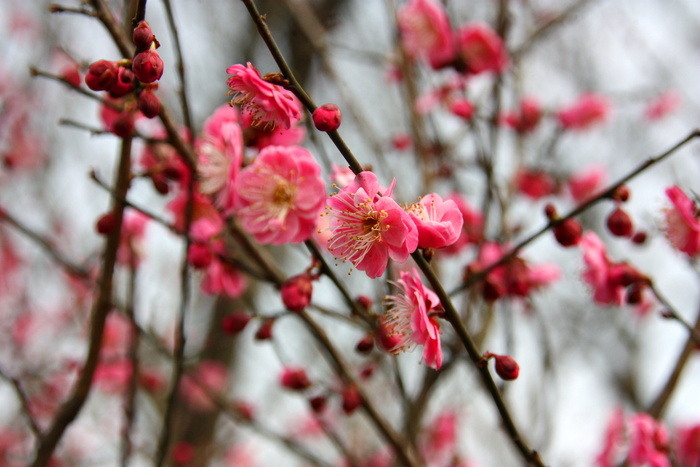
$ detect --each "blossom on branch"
[324,171,418,278]
[663,185,700,257]
[384,268,443,369]
[226,62,302,130]
[398,0,456,69]
[407,193,464,249]
[235,145,325,245]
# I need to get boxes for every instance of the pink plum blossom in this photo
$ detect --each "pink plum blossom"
[514,168,557,199]
[568,165,607,204]
[197,105,244,213]
[579,231,647,307]
[675,423,700,467]
[663,185,700,257]
[408,193,464,249]
[117,209,150,267]
[421,410,458,466]
[557,93,610,130]
[595,408,626,467]
[226,62,302,130]
[502,97,542,134]
[384,268,443,369]
[456,23,509,74]
[167,190,224,237]
[644,90,681,121]
[330,163,355,188]
[235,145,325,245]
[398,0,456,69]
[325,171,418,278]
[628,413,670,467]
[442,192,484,254]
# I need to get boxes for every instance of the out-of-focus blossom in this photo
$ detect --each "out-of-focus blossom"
[557,93,610,130]
[384,268,443,369]
[663,186,700,257]
[279,366,311,391]
[325,171,418,278]
[117,209,150,267]
[197,104,244,213]
[421,410,458,466]
[579,232,647,307]
[407,193,464,249]
[226,62,302,130]
[200,241,247,298]
[628,413,670,467]
[568,165,607,204]
[514,168,557,199]
[241,111,306,149]
[331,164,355,188]
[139,127,192,193]
[167,191,224,236]
[502,97,542,134]
[674,423,700,467]
[456,23,509,74]
[398,0,456,69]
[280,273,314,312]
[449,99,475,120]
[180,360,228,411]
[466,243,560,301]
[644,91,681,121]
[595,408,626,467]
[442,193,483,255]
[235,145,325,245]
[415,75,467,115]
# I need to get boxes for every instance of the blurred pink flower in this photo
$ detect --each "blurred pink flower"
[398,0,456,69]
[325,171,418,278]
[456,23,509,74]
[568,165,607,204]
[331,163,355,188]
[235,145,325,245]
[502,97,542,134]
[384,268,443,369]
[167,191,224,236]
[442,193,484,255]
[675,423,700,467]
[421,410,458,466]
[408,193,464,249]
[645,91,681,121]
[663,186,700,257]
[279,366,311,391]
[557,93,610,130]
[117,209,150,267]
[595,408,626,467]
[514,168,556,199]
[226,62,302,130]
[200,241,247,298]
[628,413,670,467]
[197,105,244,213]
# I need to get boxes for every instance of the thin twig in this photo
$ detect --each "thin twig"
[120,263,140,467]
[0,367,43,440]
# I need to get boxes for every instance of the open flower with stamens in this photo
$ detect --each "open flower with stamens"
[408,193,463,249]
[663,185,700,257]
[226,62,302,130]
[383,268,443,369]
[235,145,325,245]
[325,171,418,278]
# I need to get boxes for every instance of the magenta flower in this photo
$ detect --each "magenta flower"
[595,408,626,467]
[567,165,607,204]
[580,232,646,306]
[235,145,325,245]
[557,93,610,130]
[398,0,456,69]
[384,268,443,369]
[408,193,463,249]
[663,185,700,256]
[197,104,243,214]
[645,90,680,121]
[628,414,670,467]
[675,423,700,467]
[514,168,556,199]
[325,171,418,278]
[456,23,509,75]
[502,97,542,134]
[226,62,302,130]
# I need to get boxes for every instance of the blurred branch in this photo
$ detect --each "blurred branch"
[162,0,195,136]
[0,367,43,440]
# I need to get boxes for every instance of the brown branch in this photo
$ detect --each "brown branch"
[0,367,43,440]
[31,134,133,467]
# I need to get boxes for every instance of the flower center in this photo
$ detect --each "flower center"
[273,182,294,207]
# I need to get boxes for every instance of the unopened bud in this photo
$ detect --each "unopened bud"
[606,206,634,237]
[138,89,161,118]
[312,103,342,132]
[108,67,135,98]
[187,243,213,269]
[341,384,361,414]
[632,231,647,245]
[612,185,630,203]
[356,295,372,310]
[544,203,557,220]
[355,334,374,354]
[96,211,117,235]
[626,283,643,305]
[279,367,311,391]
[85,59,118,91]
[111,111,135,138]
[280,273,313,312]
[221,311,251,335]
[132,21,154,50]
[309,395,327,413]
[553,217,583,247]
[255,318,274,340]
[449,99,475,120]
[132,50,164,83]
[491,353,519,381]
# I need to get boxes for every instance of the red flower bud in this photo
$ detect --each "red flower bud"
[356,295,372,310]
[279,367,311,391]
[632,231,647,245]
[132,50,164,83]
[355,334,374,354]
[151,172,170,195]
[172,441,194,465]
[626,283,643,305]
[132,21,154,50]
[612,185,630,202]
[221,311,251,335]
[138,89,161,119]
[312,103,342,132]
[553,218,583,247]
[449,99,475,120]
[187,243,213,269]
[96,211,117,235]
[255,318,274,340]
[544,203,557,220]
[111,111,135,138]
[108,67,135,98]
[309,395,327,413]
[492,353,519,381]
[341,384,362,414]
[606,206,634,237]
[85,59,119,91]
[280,273,313,312]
